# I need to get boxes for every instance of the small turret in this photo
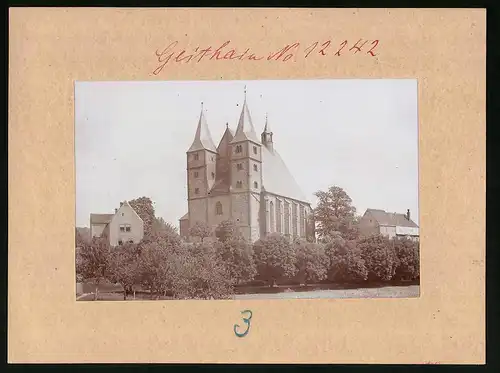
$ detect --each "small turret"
[261,112,273,152]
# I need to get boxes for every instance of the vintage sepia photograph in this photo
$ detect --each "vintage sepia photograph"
[75,79,419,301]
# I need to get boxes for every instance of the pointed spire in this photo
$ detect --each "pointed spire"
[263,112,271,133]
[261,112,274,151]
[230,87,260,144]
[187,103,217,152]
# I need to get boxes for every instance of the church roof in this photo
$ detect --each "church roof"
[230,98,260,144]
[365,209,418,228]
[187,106,217,153]
[261,146,308,203]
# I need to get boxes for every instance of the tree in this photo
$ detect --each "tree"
[76,227,90,246]
[137,241,175,299]
[147,216,182,248]
[313,186,359,241]
[357,235,397,282]
[324,234,368,283]
[129,196,156,238]
[76,237,111,300]
[393,237,420,280]
[216,236,257,285]
[152,217,178,236]
[171,243,233,299]
[293,239,329,284]
[253,233,297,286]
[189,221,213,242]
[108,242,141,300]
[215,219,240,243]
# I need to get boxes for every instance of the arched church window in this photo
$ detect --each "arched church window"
[236,181,242,188]
[253,164,258,171]
[253,146,258,154]
[254,181,258,189]
[194,153,199,160]
[216,202,223,215]
[235,145,242,154]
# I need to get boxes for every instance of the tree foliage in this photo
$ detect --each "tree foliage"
[324,234,368,283]
[393,237,420,280]
[128,196,156,238]
[253,234,297,286]
[216,236,257,285]
[75,237,111,300]
[108,242,141,299]
[293,239,329,284]
[137,241,175,299]
[171,243,233,299]
[215,219,240,242]
[313,186,359,241]
[189,221,213,241]
[357,235,398,281]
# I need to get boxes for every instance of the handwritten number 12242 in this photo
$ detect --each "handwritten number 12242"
[303,39,379,58]
[234,310,253,338]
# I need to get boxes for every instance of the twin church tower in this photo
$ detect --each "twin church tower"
[179,88,313,242]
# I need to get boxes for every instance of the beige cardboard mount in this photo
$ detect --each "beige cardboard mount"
[8,8,485,364]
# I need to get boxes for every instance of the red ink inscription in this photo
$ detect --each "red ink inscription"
[349,39,368,54]
[367,40,379,56]
[152,38,381,74]
[335,40,348,56]
[268,43,300,62]
[303,41,318,58]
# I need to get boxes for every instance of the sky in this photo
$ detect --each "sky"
[75,79,419,228]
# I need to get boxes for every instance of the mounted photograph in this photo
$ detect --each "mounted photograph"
[75,79,419,301]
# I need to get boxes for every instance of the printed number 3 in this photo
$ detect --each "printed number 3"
[234,309,253,338]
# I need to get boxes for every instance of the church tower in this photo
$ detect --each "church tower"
[229,87,263,241]
[186,103,217,230]
[261,113,274,152]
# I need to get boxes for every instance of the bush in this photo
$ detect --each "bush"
[253,233,297,286]
[293,239,329,284]
[324,235,368,283]
[357,235,397,281]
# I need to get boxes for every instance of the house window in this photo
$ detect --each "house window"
[194,153,199,160]
[126,226,131,232]
[236,181,243,188]
[118,240,123,245]
[216,202,223,215]
[211,172,215,179]
[254,181,258,188]
[237,163,243,171]
[128,239,134,243]
[235,145,242,154]
[253,146,257,154]
[195,188,200,194]
[120,224,131,232]
[120,226,125,232]
[253,164,258,172]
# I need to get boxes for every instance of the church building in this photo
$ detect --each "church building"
[179,89,313,242]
